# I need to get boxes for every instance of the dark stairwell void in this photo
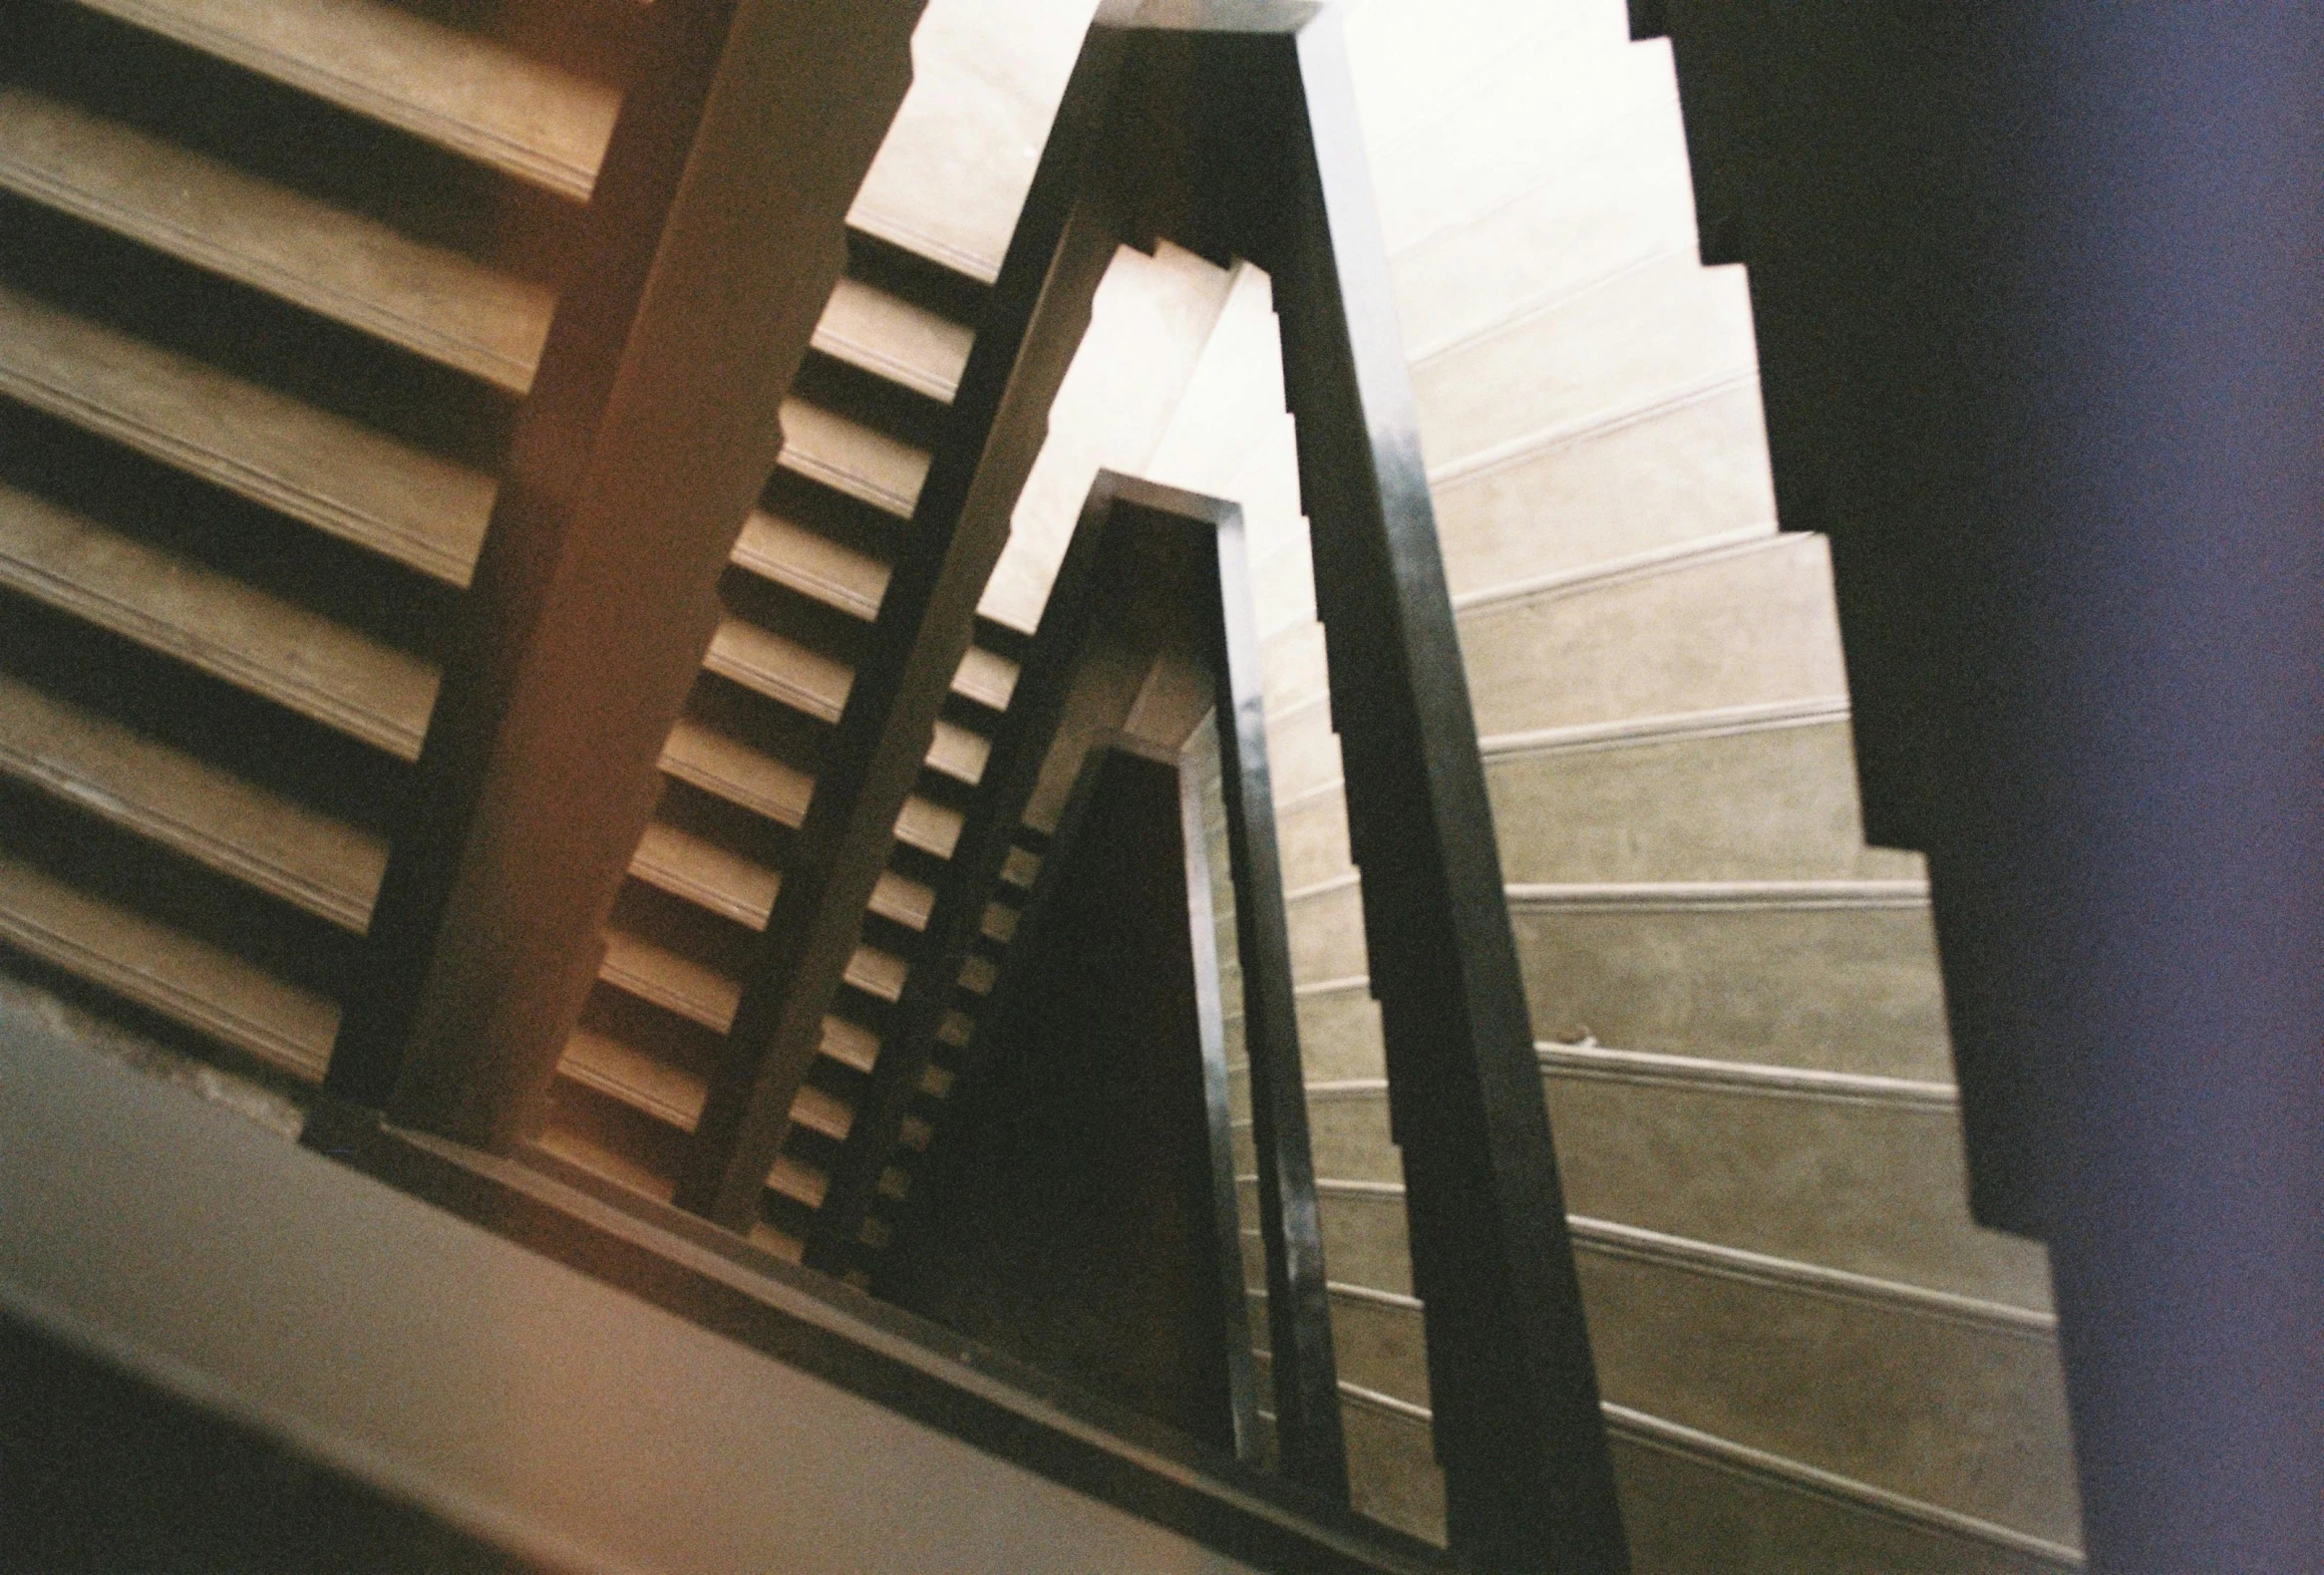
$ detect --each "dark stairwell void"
[881,740,1242,1455]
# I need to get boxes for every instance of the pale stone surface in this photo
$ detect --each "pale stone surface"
[1329,1268,2080,1547]
[1458,533,1848,737]
[1411,253,1760,475]
[1539,1074,2056,1308]
[1509,896,1955,1080]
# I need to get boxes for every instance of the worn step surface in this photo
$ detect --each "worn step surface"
[1506,878,1952,1080]
[0,282,495,585]
[1431,381,1777,599]
[1456,531,1846,739]
[776,398,929,521]
[0,480,439,759]
[1300,1068,2050,1308]
[68,0,620,199]
[0,87,555,391]
[0,846,336,1078]
[812,275,972,405]
[0,671,385,931]
[1480,709,1919,884]
[1411,250,1759,476]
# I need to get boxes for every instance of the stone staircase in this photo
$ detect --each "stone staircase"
[0,0,2088,1567]
[0,0,623,1081]
[1317,0,2086,1565]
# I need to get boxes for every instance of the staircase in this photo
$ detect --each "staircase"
[0,0,2095,1568]
[1323,0,2085,1565]
[0,0,622,1081]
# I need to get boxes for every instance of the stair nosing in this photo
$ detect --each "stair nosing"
[0,288,493,586]
[0,93,548,393]
[0,677,384,930]
[70,0,614,201]
[0,852,336,1078]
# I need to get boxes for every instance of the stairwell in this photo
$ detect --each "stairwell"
[0,0,2089,1568]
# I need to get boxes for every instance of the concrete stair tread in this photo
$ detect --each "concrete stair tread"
[813,274,971,405]
[1454,530,1844,740]
[706,615,853,725]
[658,718,814,830]
[0,86,555,393]
[597,921,906,1040]
[0,669,385,932]
[561,1020,857,1137]
[597,927,738,1036]
[730,506,889,622]
[0,479,438,759]
[68,0,619,200]
[0,281,495,586]
[560,1023,706,1132]
[949,643,1018,713]
[767,1149,828,1208]
[776,397,929,521]
[0,845,337,1078]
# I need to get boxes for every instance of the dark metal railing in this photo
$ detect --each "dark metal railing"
[797,4,1629,1568]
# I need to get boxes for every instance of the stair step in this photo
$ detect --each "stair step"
[790,1083,853,1142]
[656,719,957,860]
[0,670,385,931]
[0,87,556,393]
[813,275,971,405]
[1456,532,1844,740]
[68,0,620,200]
[0,845,337,1078]
[598,929,738,1035]
[0,479,438,759]
[767,1151,828,1208]
[821,1014,878,1075]
[598,923,908,1039]
[776,398,929,520]
[0,282,495,585]
[1508,881,1952,1083]
[894,793,963,861]
[926,719,990,787]
[950,644,1019,712]
[706,616,852,724]
[628,821,779,931]
[629,820,932,934]
[731,507,888,621]
[561,1024,706,1132]
[556,1047,851,1151]
[707,617,990,785]
[658,719,814,829]
[1481,711,1876,883]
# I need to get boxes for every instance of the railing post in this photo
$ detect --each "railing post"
[1195,11,1631,1570]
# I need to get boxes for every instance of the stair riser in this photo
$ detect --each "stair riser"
[1302,1079,2050,1307]
[1328,1264,2078,1544]
[1432,381,1778,599]
[1484,720,1886,883]
[1276,788,1352,893]
[1284,879,1365,988]
[1458,534,1844,738]
[1333,1397,2079,1573]
[1412,252,1757,478]
[1541,1073,2052,1305]
[1510,896,1952,1080]
[1366,34,1673,256]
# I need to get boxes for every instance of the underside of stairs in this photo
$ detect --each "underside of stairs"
[0,0,2104,1570]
